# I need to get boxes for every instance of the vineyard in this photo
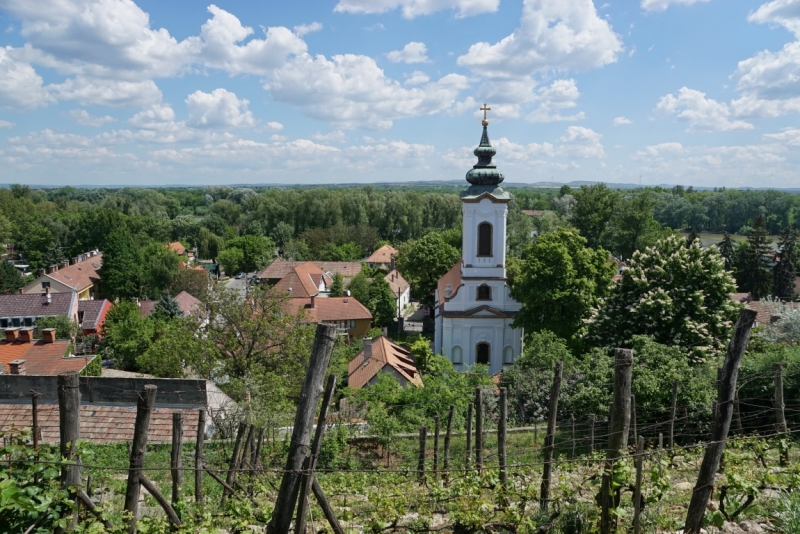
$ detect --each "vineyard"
[3,312,800,533]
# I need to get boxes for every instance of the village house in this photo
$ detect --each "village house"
[284,296,372,339]
[257,258,362,286]
[384,269,410,313]
[0,327,94,375]
[138,291,206,319]
[22,251,102,300]
[274,262,332,298]
[78,299,113,339]
[0,291,111,339]
[365,244,398,271]
[347,335,422,389]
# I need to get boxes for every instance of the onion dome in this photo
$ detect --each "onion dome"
[465,116,504,186]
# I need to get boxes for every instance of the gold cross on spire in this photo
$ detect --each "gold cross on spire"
[480,103,491,126]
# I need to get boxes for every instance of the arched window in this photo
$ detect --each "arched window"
[476,284,492,301]
[476,342,490,365]
[477,222,493,257]
[503,346,514,365]
[451,345,463,364]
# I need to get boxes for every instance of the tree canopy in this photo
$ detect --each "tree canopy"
[396,232,460,306]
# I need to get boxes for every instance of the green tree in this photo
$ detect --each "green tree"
[717,232,737,271]
[225,235,275,272]
[137,318,209,378]
[609,191,664,259]
[511,228,615,351]
[396,233,460,306]
[271,221,295,250]
[99,228,143,300]
[0,262,23,295]
[736,214,772,299]
[169,267,209,297]
[570,183,619,249]
[283,239,310,261]
[587,235,739,363]
[35,316,79,341]
[99,300,154,371]
[141,242,181,299]
[408,336,434,372]
[347,272,371,305]
[329,273,345,297]
[152,292,184,321]
[217,247,244,276]
[321,241,363,262]
[368,277,396,328]
[773,226,798,300]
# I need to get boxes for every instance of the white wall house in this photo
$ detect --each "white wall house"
[434,118,523,376]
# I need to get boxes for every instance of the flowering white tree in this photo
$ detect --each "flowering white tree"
[586,235,740,363]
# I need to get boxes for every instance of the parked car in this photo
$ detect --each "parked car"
[235,272,246,279]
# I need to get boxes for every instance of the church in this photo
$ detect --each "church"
[433,107,524,375]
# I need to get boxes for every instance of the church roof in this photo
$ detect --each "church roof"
[437,261,462,307]
[465,116,504,187]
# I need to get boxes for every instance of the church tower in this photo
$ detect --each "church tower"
[434,106,523,375]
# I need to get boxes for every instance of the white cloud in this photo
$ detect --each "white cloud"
[128,104,177,130]
[313,130,347,143]
[333,0,499,19]
[66,109,116,126]
[266,53,469,129]
[186,88,255,129]
[527,78,585,122]
[405,71,431,85]
[387,42,430,63]
[559,125,604,158]
[293,22,322,37]
[655,87,754,131]
[641,0,710,12]
[457,0,623,77]
[264,121,284,131]
[749,0,800,36]
[0,47,53,109]
[613,116,632,125]
[0,119,15,128]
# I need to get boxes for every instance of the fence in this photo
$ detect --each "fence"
[2,308,798,533]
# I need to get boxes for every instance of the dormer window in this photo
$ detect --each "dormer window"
[477,222,492,257]
[476,284,491,301]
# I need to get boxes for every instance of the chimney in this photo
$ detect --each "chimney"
[71,257,78,265]
[46,292,52,305]
[18,328,33,343]
[38,268,45,277]
[49,264,58,273]
[41,328,56,344]
[310,296,315,309]
[4,328,18,342]
[62,260,69,269]
[8,359,25,375]
[18,288,23,294]
[391,256,396,272]
[363,337,373,361]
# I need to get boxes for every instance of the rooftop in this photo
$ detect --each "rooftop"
[258,259,362,280]
[0,339,89,375]
[273,262,332,298]
[78,299,111,331]
[366,244,398,265]
[168,242,186,255]
[284,297,372,323]
[45,253,103,292]
[0,292,75,318]
[348,336,423,389]
[385,269,409,296]
[437,260,462,307]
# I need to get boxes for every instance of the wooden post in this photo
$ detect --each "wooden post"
[311,478,346,534]
[295,374,337,534]
[658,433,663,451]
[631,394,637,445]
[539,361,563,512]
[684,308,757,534]
[589,414,595,455]
[443,404,454,481]
[465,402,473,469]
[222,421,247,505]
[253,427,265,470]
[433,415,440,479]
[123,384,158,534]
[140,475,181,528]
[171,412,183,508]
[57,372,81,531]
[775,363,789,465]
[30,390,40,450]
[734,390,743,434]
[633,435,644,534]
[268,323,337,534]
[418,426,427,482]
[475,387,483,473]
[499,387,508,487]
[195,409,205,507]
[599,348,633,534]
[571,413,576,459]
[669,379,679,450]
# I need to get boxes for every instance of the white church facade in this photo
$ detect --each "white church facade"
[433,109,523,375]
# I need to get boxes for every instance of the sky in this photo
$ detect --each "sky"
[0,0,799,188]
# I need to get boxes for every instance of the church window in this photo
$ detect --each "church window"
[476,342,490,365]
[476,284,491,301]
[477,222,493,257]
[451,345,463,364]
[503,346,513,365]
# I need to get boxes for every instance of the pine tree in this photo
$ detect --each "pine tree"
[735,215,772,299]
[99,228,143,300]
[153,292,184,320]
[329,273,344,297]
[717,232,736,271]
[685,228,700,247]
[0,262,23,295]
[367,277,397,328]
[773,226,798,300]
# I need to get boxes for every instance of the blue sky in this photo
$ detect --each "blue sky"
[0,0,799,187]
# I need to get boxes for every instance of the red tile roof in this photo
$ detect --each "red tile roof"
[285,297,372,323]
[348,336,423,389]
[366,244,398,265]
[273,262,332,298]
[437,261,462,306]
[139,300,157,317]
[174,291,205,317]
[384,270,409,296]
[46,254,102,292]
[168,242,186,255]
[0,403,198,444]
[258,259,362,280]
[0,340,90,375]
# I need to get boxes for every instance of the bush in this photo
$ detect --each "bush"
[80,354,102,377]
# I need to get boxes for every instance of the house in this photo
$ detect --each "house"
[78,299,112,338]
[0,290,78,329]
[168,242,187,256]
[347,336,423,389]
[385,269,410,313]
[0,327,94,375]
[729,293,800,326]
[433,118,523,375]
[138,291,206,318]
[284,296,372,338]
[257,259,362,285]
[365,244,398,270]
[22,251,102,300]
[274,262,332,298]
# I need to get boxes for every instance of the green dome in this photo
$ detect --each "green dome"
[466,125,504,186]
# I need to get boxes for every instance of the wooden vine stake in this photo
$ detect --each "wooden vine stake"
[633,435,644,534]
[775,362,789,466]
[498,387,508,487]
[418,426,427,483]
[221,421,247,507]
[684,308,757,534]
[57,372,81,531]
[539,361,563,512]
[475,387,483,473]
[443,404,454,483]
[465,402,473,469]
[195,409,205,507]
[171,412,183,509]
[433,415,440,479]
[669,379,679,450]
[123,384,159,533]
